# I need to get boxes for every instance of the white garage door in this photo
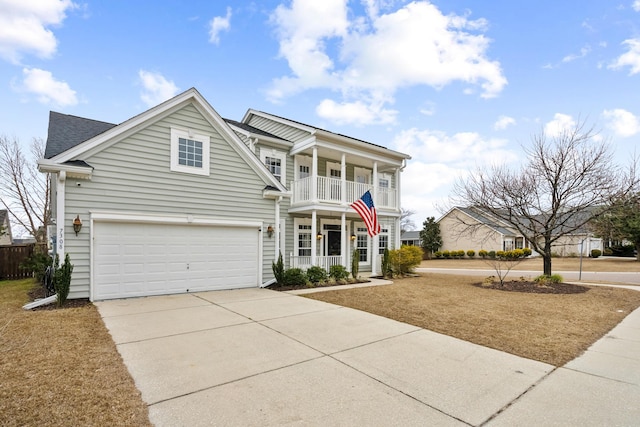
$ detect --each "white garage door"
[93,222,259,300]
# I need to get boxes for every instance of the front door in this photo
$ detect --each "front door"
[327,230,341,256]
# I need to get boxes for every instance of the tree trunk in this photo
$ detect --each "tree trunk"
[543,254,552,276]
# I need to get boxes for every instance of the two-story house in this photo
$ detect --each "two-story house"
[38,88,410,300]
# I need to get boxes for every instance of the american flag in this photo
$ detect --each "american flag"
[351,190,381,237]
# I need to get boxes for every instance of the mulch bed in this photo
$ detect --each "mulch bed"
[474,280,589,294]
[27,285,92,310]
[271,279,370,292]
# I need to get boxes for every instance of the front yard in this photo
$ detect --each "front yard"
[0,279,150,427]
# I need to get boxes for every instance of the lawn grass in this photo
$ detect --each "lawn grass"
[305,273,640,366]
[421,256,640,272]
[0,279,150,427]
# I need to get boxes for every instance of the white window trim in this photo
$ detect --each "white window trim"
[378,173,392,188]
[355,223,370,265]
[354,167,371,184]
[294,218,312,257]
[261,148,287,183]
[170,128,210,176]
[295,155,311,180]
[326,161,341,178]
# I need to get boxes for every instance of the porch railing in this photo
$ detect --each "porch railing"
[289,255,344,271]
[290,177,397,209]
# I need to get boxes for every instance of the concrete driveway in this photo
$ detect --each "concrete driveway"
[96,287,640,426]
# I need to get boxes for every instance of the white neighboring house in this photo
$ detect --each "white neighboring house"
[0,210,12,245]
[38,88,410,300]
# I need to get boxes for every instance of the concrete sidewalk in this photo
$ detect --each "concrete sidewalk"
[96,287,640,426]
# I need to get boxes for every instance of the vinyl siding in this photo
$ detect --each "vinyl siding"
[247,116,310,143]
[63,103,278,298]
[439,211,504,253]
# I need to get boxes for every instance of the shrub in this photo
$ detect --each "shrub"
[283,268,308,287]
[389,245,423,276]
[466,250,475,258]
[329,264,350,281]
[54,253,73,307]
[496,250,505,259]
[535,274,563,285]
[442,250,450,258]
[306,266,328,284]
[488,250,496,259]
[478,249,488,259]
[351,249,359,279]
[434,251,442,258]
[381,247,391,278]
[272,252,285,284]
[455,250,465,258]
[591,249,602,258]
[20,251,53,283]
[523,248,532,257]
[604,248,613,256]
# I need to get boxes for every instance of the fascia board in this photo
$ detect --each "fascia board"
[38,159,92,178]
[314,129,411,161]
[242,109,316,133]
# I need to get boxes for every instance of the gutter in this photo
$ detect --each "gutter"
[23,294,57,310]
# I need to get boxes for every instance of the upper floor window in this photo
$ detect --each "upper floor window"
[261,149,286,183]
[171,128,210,176]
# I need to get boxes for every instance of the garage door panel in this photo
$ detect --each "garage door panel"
[93,222,259,300]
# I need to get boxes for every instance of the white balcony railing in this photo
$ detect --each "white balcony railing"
[290,177,397,209]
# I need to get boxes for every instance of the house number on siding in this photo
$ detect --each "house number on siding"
[58,227,64,250]
[187,263,190,270]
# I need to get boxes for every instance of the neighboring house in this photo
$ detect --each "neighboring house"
[0,210,12,245]
[438,206,602,256]
[400,230,421,246]
[38,88,410,301]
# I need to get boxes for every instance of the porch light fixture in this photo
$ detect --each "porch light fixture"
[350,233,357,241]
[316,232,323,240]
[72,215,82,236]
[266,225,274,238]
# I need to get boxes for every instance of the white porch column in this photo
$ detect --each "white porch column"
[274,196,281,260]
[341,212,346,267]
[395,167,401,212]
[56,171,66,259]
[340,153,346,205]
[395,217,401,249]
[311,209,317,266]
[372,161,378,202]
[371,162,379,276]
[312,147,318,203]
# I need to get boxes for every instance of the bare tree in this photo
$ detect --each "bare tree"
[400,208,416,233]
[452,120,636,276]
[0,136,50,243]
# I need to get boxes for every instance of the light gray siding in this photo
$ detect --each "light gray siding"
[63,103,278,298]
[247,116,310,143]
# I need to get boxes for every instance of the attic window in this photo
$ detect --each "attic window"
[170,128,210,176]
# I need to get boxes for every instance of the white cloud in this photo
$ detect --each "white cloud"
[138,70,179,107]
[603,108,640,137]
[316,98,397,125]
[0,0,75,63]
[209,7,232,45]
[561,45,591,63]
[609,38,640,75]
[268,1,506,125]
[544,113,576,137]
[633,1,640,12]
[21,67,77,106]
[494,115,516,130]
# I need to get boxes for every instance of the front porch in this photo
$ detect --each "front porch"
[291,176,397,209]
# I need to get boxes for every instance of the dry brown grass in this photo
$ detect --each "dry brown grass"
[421,257,640,272]
[305,273,640,366]
[0,279,150,427]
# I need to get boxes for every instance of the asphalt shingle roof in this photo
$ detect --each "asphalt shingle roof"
[45,111,117,159]
[224,118,289,142]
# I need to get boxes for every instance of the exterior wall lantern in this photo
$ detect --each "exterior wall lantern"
[73,215,83,236]
[266,225,274,238]
[350,233,357,241]
[316,232,323,240]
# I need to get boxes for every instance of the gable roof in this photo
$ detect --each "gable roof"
[442,206,516,236]
[401,230,421,240]
[45,112,117,159]
[242,109,411,161]
[39,88,288,193]
[223,118,288,142]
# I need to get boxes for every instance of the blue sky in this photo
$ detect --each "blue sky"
[1,0,639,228]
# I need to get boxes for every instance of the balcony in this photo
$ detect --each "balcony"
[290,176,398,209]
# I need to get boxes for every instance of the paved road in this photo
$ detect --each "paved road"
[417,267,640,286]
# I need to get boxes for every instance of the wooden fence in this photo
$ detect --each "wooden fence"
[0,244,46,280]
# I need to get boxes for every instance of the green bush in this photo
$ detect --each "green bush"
[329,265,350,281]
[20,251,53,282]
[523,248,532,257]
[488,250,496,259]
[457,250,465,258]
[352,249,360,279]
[381,247,391,278]
[466,250,475,258]
[535,274,563,284]
[306,266,328,284]
[389,245,423,276]
[283,268,308,287]
[442,250,450,259]
[434,251,442,258]
[54,253,73,307]
[272,252,285,284]
[591,249,602,258]
[478,249,488,259]
[604,248,613,256]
